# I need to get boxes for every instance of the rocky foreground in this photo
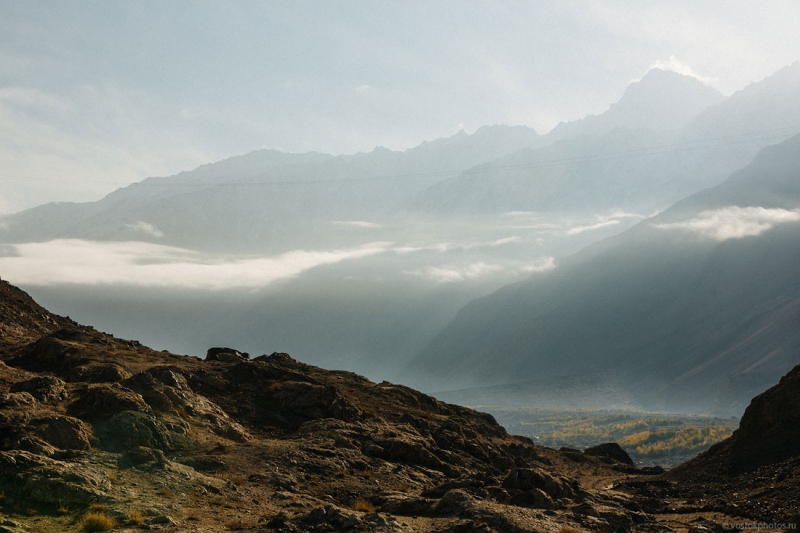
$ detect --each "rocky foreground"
[0,278,798,532]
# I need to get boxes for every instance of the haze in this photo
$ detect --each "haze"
[2,1,800,213]
[2,2,800,421]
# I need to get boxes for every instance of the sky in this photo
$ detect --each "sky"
[2,1,800,214]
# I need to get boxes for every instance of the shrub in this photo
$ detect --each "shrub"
[127,510,144,525]
[79,512,116,532]
[353,499,375,512]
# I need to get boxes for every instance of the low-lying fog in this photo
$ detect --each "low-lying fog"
[1,210,643,384]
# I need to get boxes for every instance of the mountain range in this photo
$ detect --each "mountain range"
[2,66,782,252]
[410,62,800,218]
[2,63,800,414]
[413,133,800,415]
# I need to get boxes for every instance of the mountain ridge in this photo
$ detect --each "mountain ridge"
[547,68,724,140]
[411,134,800,415]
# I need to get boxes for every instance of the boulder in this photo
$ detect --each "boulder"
[206,347,249,363]
[0,392,36,408]
[118,446,168,469]
[507,487,556,509]
[584,443,635,466]
[11,376,68,403]
[502,468,576,499]
[94,410,186,452]
[31,415,92,451]
[69,383,150,419]
[0,450,110,504]
[434,489,474,515]
[67,362,131,383]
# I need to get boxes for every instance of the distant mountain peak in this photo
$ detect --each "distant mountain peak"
[548,67,724,140]
[620,67,721,104]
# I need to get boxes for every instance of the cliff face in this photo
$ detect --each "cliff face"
[0,279,74,348]
[623,364,800,525]
[722,364,800,471]
[673,362,800,476]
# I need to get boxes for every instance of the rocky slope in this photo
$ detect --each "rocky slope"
[617,363,800,527]
[0,278,669,532]
[2,278,800,531]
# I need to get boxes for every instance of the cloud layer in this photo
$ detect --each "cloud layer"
[653,206,800,241]
[0,240,391,289]
[0,235,536,289]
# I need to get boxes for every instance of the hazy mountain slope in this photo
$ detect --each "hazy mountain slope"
[0,125,541,251]
[687,61,800,138]
[412,134,800,415]
[547,68,724,140]
[411,128,705,215]
[410,63,800,218]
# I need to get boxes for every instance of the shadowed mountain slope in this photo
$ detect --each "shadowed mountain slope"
[613,363,800,525]
[412,134,800,415]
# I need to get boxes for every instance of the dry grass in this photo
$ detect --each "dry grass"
[126,510,144,525]
[87,503,110,512]
[557,526,582,533]
[157,487,176,498]
[106,470,120,485]
[353,499,375,513]
[228,474,248,485]
[79,512,117,532]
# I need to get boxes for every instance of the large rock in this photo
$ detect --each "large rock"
[31,415,92,452]
[67,362,131,383]
[0,392,36,408]
[206,347,249,363]
[93,410,187,452]
[502,468,576,500]
[0,450,110,504]
[11,376,68,403]
[682,363,800,473]
[69,383,151,419]
[584,443,635,466]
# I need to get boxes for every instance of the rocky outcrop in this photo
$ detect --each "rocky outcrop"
[10,376,68,403]
[584,442,635,466]
[7,278,788,532]
[680,363,800,474]
[0,450,110,504]
[206,346,249,362]
[617,363,800,525]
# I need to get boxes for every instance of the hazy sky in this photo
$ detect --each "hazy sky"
[2,1,800,214]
